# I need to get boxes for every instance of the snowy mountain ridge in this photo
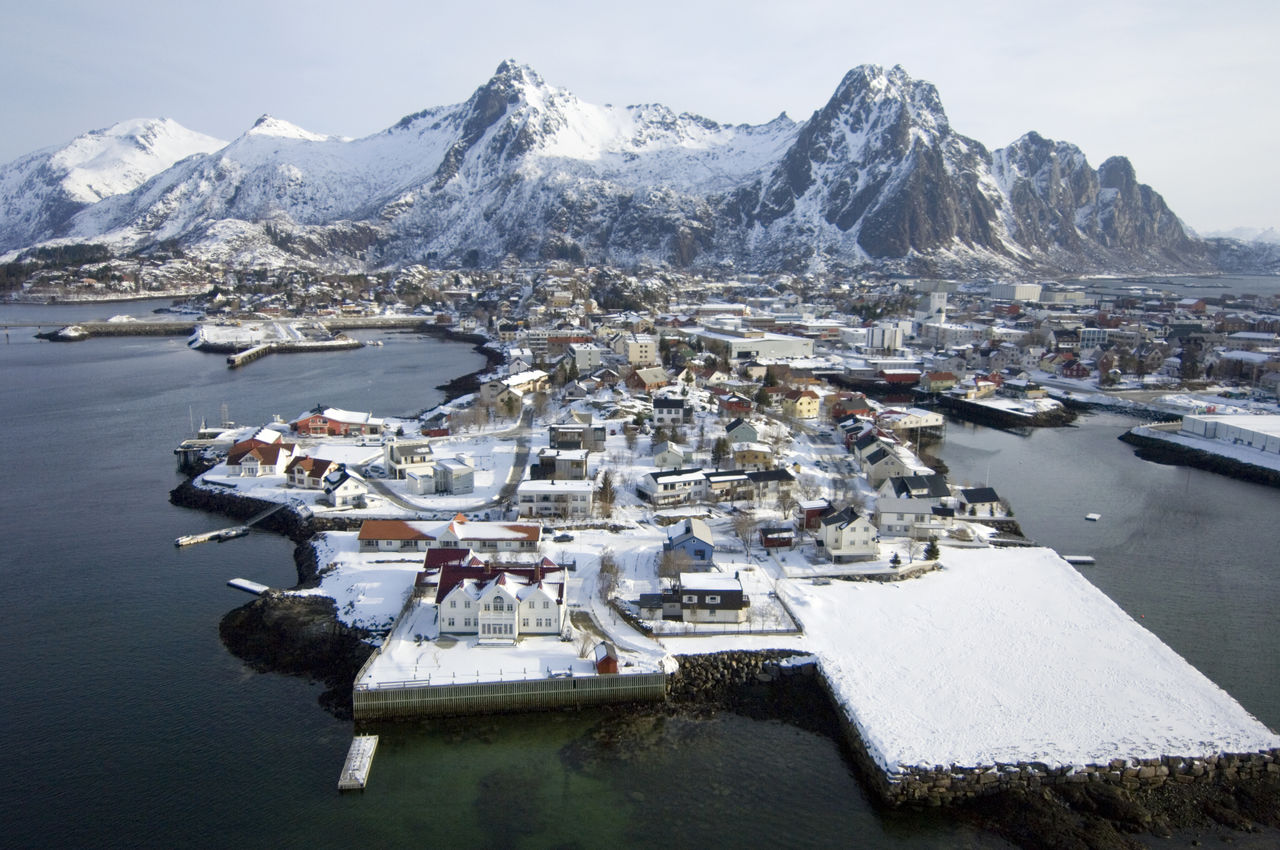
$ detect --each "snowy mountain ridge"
[0,61,1226,275]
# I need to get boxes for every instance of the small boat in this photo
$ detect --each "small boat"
[1085,513,1101,522]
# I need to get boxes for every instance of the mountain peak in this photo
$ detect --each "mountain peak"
[245,114,329,142]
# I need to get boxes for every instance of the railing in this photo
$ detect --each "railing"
[353,671,667,719]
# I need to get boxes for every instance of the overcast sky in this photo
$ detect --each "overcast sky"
[2,0,1275,233]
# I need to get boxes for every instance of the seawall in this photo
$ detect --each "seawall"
[1119,429,1280,489]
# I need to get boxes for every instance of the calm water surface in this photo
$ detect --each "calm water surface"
[3,300,1276,847]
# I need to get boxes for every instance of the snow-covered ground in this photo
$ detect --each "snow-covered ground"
[1129,423,1280,473]
[778,547,1280,773]
[289,531,422,632]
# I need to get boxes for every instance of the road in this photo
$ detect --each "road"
[363,405,536,517]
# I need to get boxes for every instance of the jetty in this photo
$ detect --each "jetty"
[338,735,379,791]
[174,502,288,547]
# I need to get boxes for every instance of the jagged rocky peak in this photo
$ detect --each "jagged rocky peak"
[826,64,950,135]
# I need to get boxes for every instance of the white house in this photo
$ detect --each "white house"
[676,572,749,623]
[652,440,693,470]
[322,466,368,508]
[638,468,707,506]
[436,562,566,638]
[516,479,595,518]
[816,506,879,563]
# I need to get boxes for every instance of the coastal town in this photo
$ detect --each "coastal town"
[143,265,1280,807]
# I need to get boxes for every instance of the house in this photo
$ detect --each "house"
[357,516,542,553]
[874,498,954,539]
[226,440,295,477]
[321,466,367,508]
[920,371,959,393]
[563,380,590,401]
[435,561,566,638]
[285,455,337,489]
[433,458,474,495]
[829,392,873,420]
[794,499,830,532]
[759,525,796,549]
[383,438,434,480]
[703,470,752,502]
[861,445,910,487]
[716,393,754,416]
[516,479,594,518]
[724,417,759,444]
[674,572,749,623]
[652,397,690,426]
[548,419,608,452]
[664,518,715,567]
[877,473,950,504]
[531,447,590,480]
[652,440,693,470]
[626,366,670,393]
[745,468,795,500]
[959,487,1002,516]
[781,389,821,419]
[638,468,707,506]
[289,405,384,437]
[731,441,773,471]
[816,506,879,563]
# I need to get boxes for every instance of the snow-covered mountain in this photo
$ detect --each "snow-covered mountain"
[0,118,225,253]
[0,62,1222,274]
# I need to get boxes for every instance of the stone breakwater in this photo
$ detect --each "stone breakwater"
[873,750,1280,809]
[169,479,363,543]
[1119,429,1280,489]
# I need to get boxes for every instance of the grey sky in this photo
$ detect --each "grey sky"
[2,0,1275,232]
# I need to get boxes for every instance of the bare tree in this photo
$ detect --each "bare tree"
[657,548,692,583]
[732,508,757,555]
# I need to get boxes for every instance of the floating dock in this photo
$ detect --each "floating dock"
[1085,513,1102,521]
[338,735,379,791]
[227,578,271,595]
[1063,555,1096,566]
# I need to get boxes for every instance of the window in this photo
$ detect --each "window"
[484,603,490,612]
[706,595,720,604]
[450,600,456,608]
[507,604,514,612]
[464,601,471,609]
[447,617,454,627]
[543,601,549,609]
[683,594,697,604]
[522,618,529,627]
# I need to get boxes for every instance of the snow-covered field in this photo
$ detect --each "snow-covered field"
[779,547,1280,773]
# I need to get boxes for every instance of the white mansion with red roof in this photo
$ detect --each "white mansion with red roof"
[434,560,567,639]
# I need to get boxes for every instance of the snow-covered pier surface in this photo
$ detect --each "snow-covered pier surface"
[337,734,378,791]
[780,548,1280,802]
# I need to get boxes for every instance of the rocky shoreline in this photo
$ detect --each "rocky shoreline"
[1119,430,1280,489]
[413,324,505,402]
[184,480,1278,846]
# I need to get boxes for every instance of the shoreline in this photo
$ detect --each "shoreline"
[181,479,1280,845]
[1118,429,1280,489]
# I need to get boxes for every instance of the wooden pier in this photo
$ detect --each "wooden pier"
[338,735,379,791]
[174,526,248,547]
[174,502,288,547]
